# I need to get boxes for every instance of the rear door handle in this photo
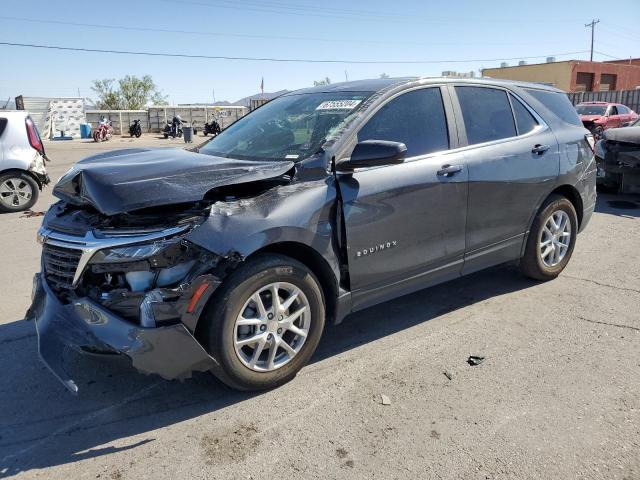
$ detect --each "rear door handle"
[532,144,550,155]
[437,164,463,176]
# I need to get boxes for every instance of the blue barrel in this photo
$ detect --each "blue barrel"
[80,124,92,139]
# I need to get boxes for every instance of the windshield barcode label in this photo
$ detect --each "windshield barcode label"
[316,100,362,111]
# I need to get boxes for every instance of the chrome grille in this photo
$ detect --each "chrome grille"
[43,243,82,291]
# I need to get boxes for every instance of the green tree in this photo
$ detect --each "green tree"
[91,75,167,109]
[150,90,169,106]
[313,77,331,86]
[91,79,121,109]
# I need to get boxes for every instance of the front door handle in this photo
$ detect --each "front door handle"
[437,164,463,177]
[532,144,550,155]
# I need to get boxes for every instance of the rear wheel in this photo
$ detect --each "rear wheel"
[0,172,39,213]
[201,254,325,391]
[520,194,578,280]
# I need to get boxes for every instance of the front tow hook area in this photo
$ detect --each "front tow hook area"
[29,274,217,394]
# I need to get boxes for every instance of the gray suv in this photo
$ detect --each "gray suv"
[28,77,596,393]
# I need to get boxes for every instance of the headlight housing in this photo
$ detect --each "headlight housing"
[90,238,180,264]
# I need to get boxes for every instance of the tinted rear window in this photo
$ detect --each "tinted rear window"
[0,118,7,137]
[455,86,516,145]
[510,94,538,135]
[525,89,582,126]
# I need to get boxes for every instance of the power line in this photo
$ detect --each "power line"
[0,16,576,47]
[594,50,624,60]
[161,0,572,24]
[0,41,590,65]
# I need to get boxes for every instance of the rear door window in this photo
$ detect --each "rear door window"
[524,89,583,126]
[0,118,7,137]
[357,87,449,158]
[455,86,516,145]
[509,94,539,135]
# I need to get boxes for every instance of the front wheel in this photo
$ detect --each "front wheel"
[200,254,326,391]
[520,194,578,281]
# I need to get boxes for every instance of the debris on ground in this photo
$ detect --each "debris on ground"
[467,355,485,366]
[380,394,391,405]
[20,210,45,218]
[443,371,453,380]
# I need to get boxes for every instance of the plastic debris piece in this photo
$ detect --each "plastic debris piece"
[467,355,485,366]
[20,209,45,218]
[380,394,391,405]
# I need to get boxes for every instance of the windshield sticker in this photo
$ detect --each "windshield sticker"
[315,100,362,111]
[285,154,300,159]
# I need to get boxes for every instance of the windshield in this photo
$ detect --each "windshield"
[200,91,372,161]
[576,104,607,116]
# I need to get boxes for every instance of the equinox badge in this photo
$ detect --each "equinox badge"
[356,241,397,258]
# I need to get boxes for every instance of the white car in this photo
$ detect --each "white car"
[0,111,50,212]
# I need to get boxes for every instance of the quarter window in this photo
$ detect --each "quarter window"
[510,94,539,135]
[524,89,583,126]
[357,88,449,158]
[455,86,516,145]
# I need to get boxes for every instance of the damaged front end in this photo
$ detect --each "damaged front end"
[596,128,640,193]
[29,202,241,393]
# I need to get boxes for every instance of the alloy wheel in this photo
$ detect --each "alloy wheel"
[539,210,571,267]
[233,282,310,372]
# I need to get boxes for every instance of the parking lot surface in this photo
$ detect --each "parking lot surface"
[0,136,638,479]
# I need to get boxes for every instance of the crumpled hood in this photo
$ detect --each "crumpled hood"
[602,126,640,144]
[53,148,294,215]
[580,115,603,123]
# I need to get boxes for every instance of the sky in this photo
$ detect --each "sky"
[0,0,639,104]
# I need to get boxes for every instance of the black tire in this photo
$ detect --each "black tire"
[520,194,578,281]
[135,129,141,138]
[0,172,39,213]
[200,254,326,391]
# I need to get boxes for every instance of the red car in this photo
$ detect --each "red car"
[576,101,638,136]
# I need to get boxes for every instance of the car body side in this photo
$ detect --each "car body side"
[187,78,596,326]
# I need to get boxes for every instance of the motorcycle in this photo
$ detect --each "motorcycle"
[129,119,142,138]
[203,118,221,136]
[93,119,114,142]
[163,116,184,138]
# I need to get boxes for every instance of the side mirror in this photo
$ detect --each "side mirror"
[336,140,407,171]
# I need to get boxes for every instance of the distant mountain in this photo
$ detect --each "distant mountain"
[231,90,289,107]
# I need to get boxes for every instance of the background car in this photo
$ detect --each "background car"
[595,116,640,193]
[0,111,50,213]
[576,101,639,136]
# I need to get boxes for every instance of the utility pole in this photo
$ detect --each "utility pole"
[585,19,600,62]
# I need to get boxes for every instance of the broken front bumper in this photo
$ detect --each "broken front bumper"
[29,273,217,394]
